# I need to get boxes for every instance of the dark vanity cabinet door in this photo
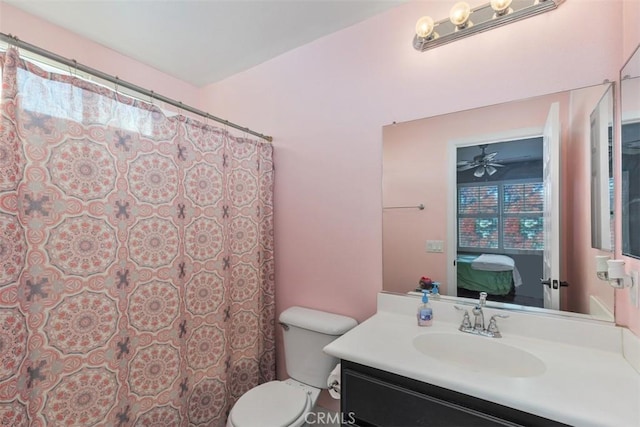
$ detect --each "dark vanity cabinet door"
[340,360,569,427]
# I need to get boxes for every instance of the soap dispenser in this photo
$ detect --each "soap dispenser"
[417,290,433,327]
[431,282,440,299]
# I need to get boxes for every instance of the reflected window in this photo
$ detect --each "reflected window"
[503,182,544,250]
[622,122,640,256]
[457,181,543,252]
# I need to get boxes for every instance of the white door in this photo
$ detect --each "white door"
[542,103,561,310]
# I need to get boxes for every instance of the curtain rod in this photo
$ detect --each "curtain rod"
[0,32,273,142]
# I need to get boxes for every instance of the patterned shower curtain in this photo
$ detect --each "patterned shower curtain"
[0,48,275,426]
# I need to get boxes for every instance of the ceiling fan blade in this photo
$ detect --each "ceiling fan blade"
[486,162,505,167]
[483,152,498,160]
[457,163,478,171]
[486,165,498,175]
[457,160,471,166]
[473,166,485,177]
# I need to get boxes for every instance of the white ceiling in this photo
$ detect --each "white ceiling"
[6,0,405,87]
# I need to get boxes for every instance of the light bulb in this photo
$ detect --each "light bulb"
[490,0,512,15]
[415,16,435,39]
[449,2,471,28]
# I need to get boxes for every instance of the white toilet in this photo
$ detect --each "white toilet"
[226,306,358,427]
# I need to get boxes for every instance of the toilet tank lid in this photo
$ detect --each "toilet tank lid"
[279,306,357,335]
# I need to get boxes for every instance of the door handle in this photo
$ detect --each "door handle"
[541,279,568,289]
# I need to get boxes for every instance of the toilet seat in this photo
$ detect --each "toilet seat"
[228,381,312,427]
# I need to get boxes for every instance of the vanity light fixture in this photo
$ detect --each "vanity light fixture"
[413,0,564,51]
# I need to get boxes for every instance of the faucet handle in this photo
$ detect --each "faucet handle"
[490,313,509,319]
[487,313,509,337]
[454,305,472,329]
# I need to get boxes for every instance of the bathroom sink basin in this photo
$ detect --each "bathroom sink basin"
[412,333,546,378]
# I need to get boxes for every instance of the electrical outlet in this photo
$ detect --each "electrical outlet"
[425,240,444,253]
[631,271,639,308]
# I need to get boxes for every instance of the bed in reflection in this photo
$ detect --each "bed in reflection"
[456,253,523,302]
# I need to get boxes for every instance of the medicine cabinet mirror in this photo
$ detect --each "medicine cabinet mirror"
[621,44,640,259]
[590,85,615,252]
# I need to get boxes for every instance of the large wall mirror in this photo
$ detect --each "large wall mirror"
[621,45,640,259]
[383,82,615,321]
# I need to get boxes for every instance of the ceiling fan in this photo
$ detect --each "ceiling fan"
[457,144,505,177]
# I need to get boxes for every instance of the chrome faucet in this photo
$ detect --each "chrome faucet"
[472,292,487,331]
[454,292,508,338]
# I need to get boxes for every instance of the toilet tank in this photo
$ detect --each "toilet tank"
[279,306,357,389]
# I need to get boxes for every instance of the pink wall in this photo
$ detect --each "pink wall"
[564,85,617,316]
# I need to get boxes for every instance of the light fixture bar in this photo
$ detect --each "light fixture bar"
[413,0,564,52]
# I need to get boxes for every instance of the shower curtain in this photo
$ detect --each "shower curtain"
[0,48,275,426]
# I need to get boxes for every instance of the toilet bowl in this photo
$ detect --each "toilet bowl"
[226,378,320,427]
[226,306,357,427]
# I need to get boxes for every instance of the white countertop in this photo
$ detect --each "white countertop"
[324,293,640,427]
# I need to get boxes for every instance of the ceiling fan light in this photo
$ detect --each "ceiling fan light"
[474,167,485,178]
[486,165,498,175]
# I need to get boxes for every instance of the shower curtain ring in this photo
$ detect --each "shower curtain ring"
[67,59,78,77]
[7,34,17,50]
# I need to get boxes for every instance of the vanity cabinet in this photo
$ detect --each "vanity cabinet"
[340,360,569,427]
